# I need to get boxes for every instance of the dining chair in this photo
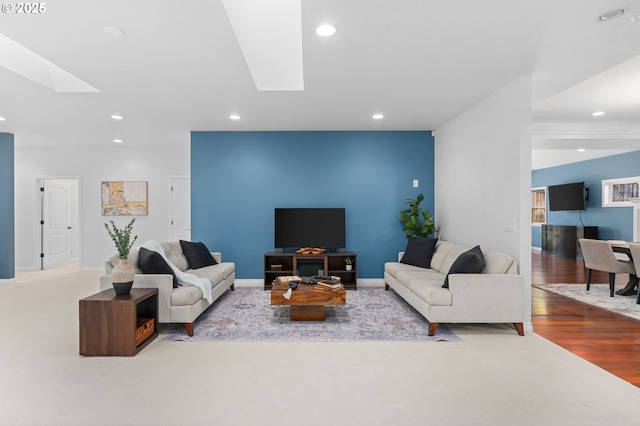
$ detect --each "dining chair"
[578,238,635,297]
[624,243,640,304]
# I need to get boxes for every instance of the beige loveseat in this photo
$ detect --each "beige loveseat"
[384,240,525,336]
[100,241,235,336]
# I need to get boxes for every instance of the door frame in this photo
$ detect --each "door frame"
[34,176,81,270]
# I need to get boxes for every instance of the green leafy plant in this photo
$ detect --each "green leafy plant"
[105,218,138,259]
[344,257,353,265]
[399,193,435,239]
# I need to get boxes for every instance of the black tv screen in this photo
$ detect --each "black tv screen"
[548,182,586,211]
[275,208,345,249]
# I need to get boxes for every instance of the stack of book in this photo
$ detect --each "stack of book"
[314,280,343,291]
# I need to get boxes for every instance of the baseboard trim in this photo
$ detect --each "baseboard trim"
[234,279,263,288]
[357,278,385,287]
[524,322,534,333]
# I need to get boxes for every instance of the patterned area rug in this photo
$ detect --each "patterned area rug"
[534,283,640,322]
[161,287,460,342]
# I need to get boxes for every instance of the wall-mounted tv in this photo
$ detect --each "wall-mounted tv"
[275,208,345,249]
[548,182,587,211]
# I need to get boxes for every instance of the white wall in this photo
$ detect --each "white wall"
[434,75,532,327]
[15,145,190,270]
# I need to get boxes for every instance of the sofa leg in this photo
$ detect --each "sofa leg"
[384,283,389,290]
[184,323,194,337]
[230,283,235,291]
[428,323,439,336]
[514,323,524,336]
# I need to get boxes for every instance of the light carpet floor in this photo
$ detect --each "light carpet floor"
[534,283,640,321]
[2,264,640,425]
[161,288,460,342]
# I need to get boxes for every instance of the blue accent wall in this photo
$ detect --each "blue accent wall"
[0,133,14,279]
[191,131,434,279]
[532,150,640,247]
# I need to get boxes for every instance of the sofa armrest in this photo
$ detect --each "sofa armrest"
[211,252,222,263]
[99,274,175,322]
[448,274,525,322]
[398,252,405,262]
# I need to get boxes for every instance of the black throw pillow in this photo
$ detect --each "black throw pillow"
[442,245,485,288]
[138,247,179,288]
[400,237,438,269]
[180,240,218,269]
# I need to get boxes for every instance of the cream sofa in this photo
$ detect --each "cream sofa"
[384,240,525,336]
[100,241,235,336]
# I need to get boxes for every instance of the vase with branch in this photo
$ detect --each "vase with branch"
[105,218,138,295]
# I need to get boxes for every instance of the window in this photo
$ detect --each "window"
[532,187,546,225]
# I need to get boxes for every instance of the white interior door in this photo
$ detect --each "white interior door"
[42,179,74,269]
[170,177,191,241]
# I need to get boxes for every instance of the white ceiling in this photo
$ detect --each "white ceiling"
[0,0,639,170]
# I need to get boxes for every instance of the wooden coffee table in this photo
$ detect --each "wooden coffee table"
[270,280,346,321]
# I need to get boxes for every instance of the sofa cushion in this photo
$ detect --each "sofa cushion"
[396,269,444,284]
[482,250,514,274]
[409,279,453,306]
[138,247,179,288]
[437,243,472,276]
[161,241,189,271]
[428,240,455,272]
[170,285,205,306]
[400,237,438,268]
[187,266,225,286]
[385,261,433,277]
[180,240,218,269]
[442,245,485,288]
[125,249,140,272]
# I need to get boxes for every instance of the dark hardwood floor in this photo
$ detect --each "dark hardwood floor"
[531,250,640,388]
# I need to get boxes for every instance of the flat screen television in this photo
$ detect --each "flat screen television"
[548,182,586,211]
[274,208,345,249]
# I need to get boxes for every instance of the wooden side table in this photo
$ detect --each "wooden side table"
[79,288,158,356]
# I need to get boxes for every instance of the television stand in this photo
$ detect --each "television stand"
[264,252,357,290]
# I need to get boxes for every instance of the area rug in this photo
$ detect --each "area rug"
[534,283,640,322]
[161,287,460,342]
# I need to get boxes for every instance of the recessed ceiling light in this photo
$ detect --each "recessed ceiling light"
[577,148,586,152]
[113,139,123,143]
[592,111,605,116]
[104,26,124,37]
[110,114,123,120]
[0,116,6,121]
[372,113,384,120]
[229,114,241,120]
[598,8,626,22]
[316,24,336,37]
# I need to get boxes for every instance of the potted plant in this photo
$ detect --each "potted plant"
[105,218,138,295]
[344,257,353,271]
[399,193,435,239]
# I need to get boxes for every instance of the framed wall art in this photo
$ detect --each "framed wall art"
[602,176,640,207]
[101,181,148,216]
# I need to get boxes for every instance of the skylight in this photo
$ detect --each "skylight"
[0,33,99,93]
[222,0,304,91]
